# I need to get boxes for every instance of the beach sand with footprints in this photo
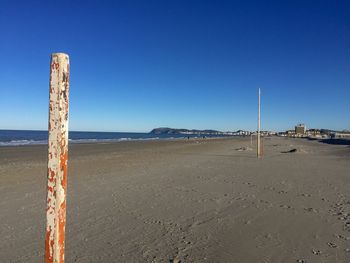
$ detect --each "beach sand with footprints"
[0,137,349,262]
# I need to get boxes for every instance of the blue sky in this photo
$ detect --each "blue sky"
[1,0,349,132]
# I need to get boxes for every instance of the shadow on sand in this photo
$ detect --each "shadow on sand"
[281,149,297,153]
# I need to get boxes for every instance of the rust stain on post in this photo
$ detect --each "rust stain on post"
[257,88,261,158]
[45,53,70,263]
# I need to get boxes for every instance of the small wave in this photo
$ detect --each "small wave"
[69,139,99,143]
[0,136,178,146]
[117,138,132,141]
[69,138,132,143]
[0,140,47,146]
[134,137,160,141]
[68,137,162,144]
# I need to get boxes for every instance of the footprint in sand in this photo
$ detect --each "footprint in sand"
[344,221,350,231]
[327,242,337,248]
[304,207,318,213]
[334,234,350,240]
[280,204,292,209]
[339,213,350,221]
[311,249,321,255]
[300,193,312,197]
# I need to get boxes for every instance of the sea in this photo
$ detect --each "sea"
[0,130,229,147]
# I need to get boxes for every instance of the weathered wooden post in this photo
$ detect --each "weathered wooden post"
[257,88,261,158]
[45,53,70,263]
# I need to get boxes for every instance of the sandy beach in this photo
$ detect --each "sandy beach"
[0,137,350,262]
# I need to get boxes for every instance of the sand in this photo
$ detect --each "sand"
[0,137,350,262]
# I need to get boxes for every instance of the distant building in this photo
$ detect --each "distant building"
[295,124,306,135]
[335,132,350,138]
[287,130,295,135]
[307,129,321,136]
[260,131,276,136]
[231,130,251,136]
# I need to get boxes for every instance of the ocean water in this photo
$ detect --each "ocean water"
[0,130,227,146]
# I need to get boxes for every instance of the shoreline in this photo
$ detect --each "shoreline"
[0,134,238,147]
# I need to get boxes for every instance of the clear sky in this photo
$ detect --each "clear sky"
[1,0,349,132]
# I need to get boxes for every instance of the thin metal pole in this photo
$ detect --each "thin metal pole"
[45,53,70,263]
[257,88,261,158]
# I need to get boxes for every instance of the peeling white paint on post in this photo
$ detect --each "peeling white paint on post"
[45,53,70,263]
[257,88,261,158]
